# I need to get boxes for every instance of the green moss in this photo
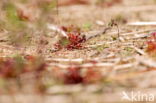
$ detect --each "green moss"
[121,47,134,56]
[82,22,92,31]
[41,0,57,13]
[124,47,133,52]
[5,3,25,31]
[96,44,109,52]
[60,37,71,46]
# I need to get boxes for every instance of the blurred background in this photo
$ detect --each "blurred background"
[0,0,156,103]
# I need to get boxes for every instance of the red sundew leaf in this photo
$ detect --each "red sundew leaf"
[16,4,39,22]
[66,33,86,50]
[146,41,156,52]
[88,60,98,64]
[63,67,83,84]
[36,63,47,72]
[54,26,86,50]
[52,66,103,84]
[83,68,102,84]
[0,58,16,78]
[146,32,156,53]
[61,26,68,32]
[54,43,63,50]
[0,56,47,78]
[150,32,156,40]
[24,55,36,62]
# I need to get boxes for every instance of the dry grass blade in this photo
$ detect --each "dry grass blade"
[127,22,156,26]
[47,24,68,38]
[48,62,115,68]
[131,46,147,55]
[135,56,156,67]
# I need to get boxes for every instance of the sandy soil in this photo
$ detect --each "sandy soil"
[0,0,156,103]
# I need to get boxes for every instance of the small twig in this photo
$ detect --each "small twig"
[108,20,120,41]
[135,56,156,67]
[48,62,115,68]
[84,27,111,40]
[127,22,156,26]
[114,63,135,70]
[45,54,119,63]
[86,41,116,48]
[131,46,147,55]
[46,58,96,62]
[47,24,68,38]
[121,29,156,36]
[96,20,105,26]
[116,24,120,39]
